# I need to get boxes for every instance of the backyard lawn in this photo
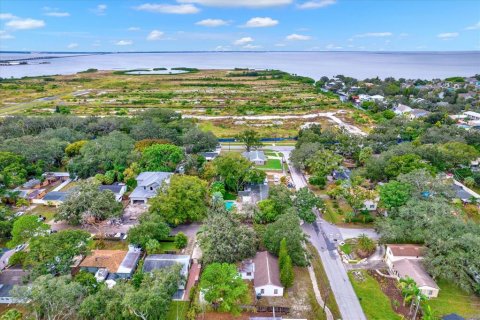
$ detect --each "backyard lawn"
[427,279,480,318]
[348,270,402,320]
[28,205,57,222]
[258,159,283,171]
[166,301,189,320]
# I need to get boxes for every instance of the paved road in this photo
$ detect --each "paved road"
[0,249,15,270]
[273,146,367,320]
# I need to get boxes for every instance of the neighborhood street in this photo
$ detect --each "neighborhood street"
[274,146,368,320]
[0,249,14,270]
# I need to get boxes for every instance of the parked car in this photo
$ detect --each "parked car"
[14,244,26,252]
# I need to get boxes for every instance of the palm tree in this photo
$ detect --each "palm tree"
[399,277,416,306]
[412,292,428,320]
[421,304,437,320]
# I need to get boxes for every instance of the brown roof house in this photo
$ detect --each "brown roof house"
[79,245,141,282]
[252,251,283,297]
[385,244,439,298]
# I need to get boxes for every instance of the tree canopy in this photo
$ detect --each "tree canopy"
[139,144,184,172]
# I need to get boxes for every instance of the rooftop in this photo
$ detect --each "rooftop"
[143,254,190,279]
[393,259,439,289]
[42,191,69,202]
[242,150,267,162]
[136,172,172,187]
[253,251,282,288]
[99,183,126,194]
[387,244,425,257]
[80,250,128,273]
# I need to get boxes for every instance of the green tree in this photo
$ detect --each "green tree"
[139,144,184,172]
[237,130,263,152]
[0,152,28,188]
[149,175,208,225]
[79,283,126,320]
[294,187,322,223]
[385,154,434,178]
[68,131,134,178]
[437,141,479,169]
[127,213,171,248]
[74,270,99,294]
[145,239,162,254]
[280,255,294,288]
[7,215,49,248]
[306,148,342,187]
[255,199,280,224]
[268,184,294,215]
[65,140,87,157]
[174,232,188,249]
[182,127,218,154]
[379,181,411,210]
[356,234,376,255]
[200,263,251,315]
[11,275,87,320]
[358,147,373,165]
[199,209,257,264]
[0,309,22,320]
[212,153,256,192]
[264,212,308,266]
[56,180,123,226]
[24,230,92,277]
[278,238,288,270]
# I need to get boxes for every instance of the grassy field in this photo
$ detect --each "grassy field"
[29,205,57,222]
[323,199,343,224]
[427,279,480,318]
[166,301,189,320]
[348,270,402,320]
[258,159,283,171]
[307,244,342,319]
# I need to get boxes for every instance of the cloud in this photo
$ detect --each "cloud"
[128,27,141,31]
[0,30,14,39]
[45,11,70,17]
[0,13,18,20]
[298,0,336,9]
[67,43,79,49]
[92,4,107,15]
[115,40,133,46]
[437,32,459,39]
[147,30,165,40]
[399,32,409,37]
[354,32,392,38]
[234,36,254,45]
[6,18,45,30]
[177,0,292,8]
[243,17,278,28]
[135,3,199,14]
[275,43,286,47]
[214,45,231,51]
[243,44,261,49]
[196,19,229,27]
[325,44,342,49]
[286,33,311,41]
[466,21,480,30]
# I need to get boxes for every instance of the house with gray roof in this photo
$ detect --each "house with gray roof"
[143,254,190,300]
[242,150,267,166]
[99,183,127,202]
[238,182,269,204]
[253,251,283,297]
[129,172,173,204]
[409,109,430,119]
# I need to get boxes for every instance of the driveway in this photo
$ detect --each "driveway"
[0,249,15,270]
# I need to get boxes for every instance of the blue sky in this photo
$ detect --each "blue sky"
[1,0,479,52]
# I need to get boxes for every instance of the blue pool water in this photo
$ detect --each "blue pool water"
[225,201,236,211]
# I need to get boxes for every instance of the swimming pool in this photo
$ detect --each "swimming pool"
[225,201,236,211]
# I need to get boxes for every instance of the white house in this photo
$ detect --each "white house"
[242,150,267,166]
[371,94,385,102]
[393,104,412,115]
[238,259,255,281]
[385,244,439,298]
[464,111,480,121]
[363,197,379,211]
[358,94,372,102]
[409,109,430,120]
[253,251,284,297]
[129,172,173,204]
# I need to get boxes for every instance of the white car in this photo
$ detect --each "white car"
[14,244,26,252]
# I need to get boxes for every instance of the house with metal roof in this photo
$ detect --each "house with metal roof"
[253,251,283,297]
[129,172,173,204]
[99,183,127,202]
[143,254,191,300]
[242,151,267,166]
[238,182,269,204]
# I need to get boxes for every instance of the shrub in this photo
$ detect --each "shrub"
[175,232,188,249]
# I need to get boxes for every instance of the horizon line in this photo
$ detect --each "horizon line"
[1,50,480,54]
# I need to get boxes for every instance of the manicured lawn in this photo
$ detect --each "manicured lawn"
[339,243,352,255]
[427,279,480,318]
[348,270,402,320]
[258,159,283,171]
[166,301,189,320]
[29,205,57,222]
[159,241,178,253]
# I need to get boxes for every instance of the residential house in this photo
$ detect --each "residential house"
[129,172,173,204]
[79,246,141,281]
[238,259,255,281]
[0,269,28,304]
[22,179,41,189]
[471,158,480,172]
[253,251,284,297]
[464,111,480,121]
[238,182,269,204]
[41,172,70,186]
[35,191,70,206]
[385,244,439,298]
[242,150,267,166]
[409,109,430,120]
[99,183,127,202]
[363,198,379,211]
[371,94,385,102]
[200,152,219,161]
[358,94,372,102]
[143,254,191,300]
[393,104,412,115]
[332,168,351,181]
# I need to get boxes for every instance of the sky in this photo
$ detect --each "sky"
[0,0,479,52]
